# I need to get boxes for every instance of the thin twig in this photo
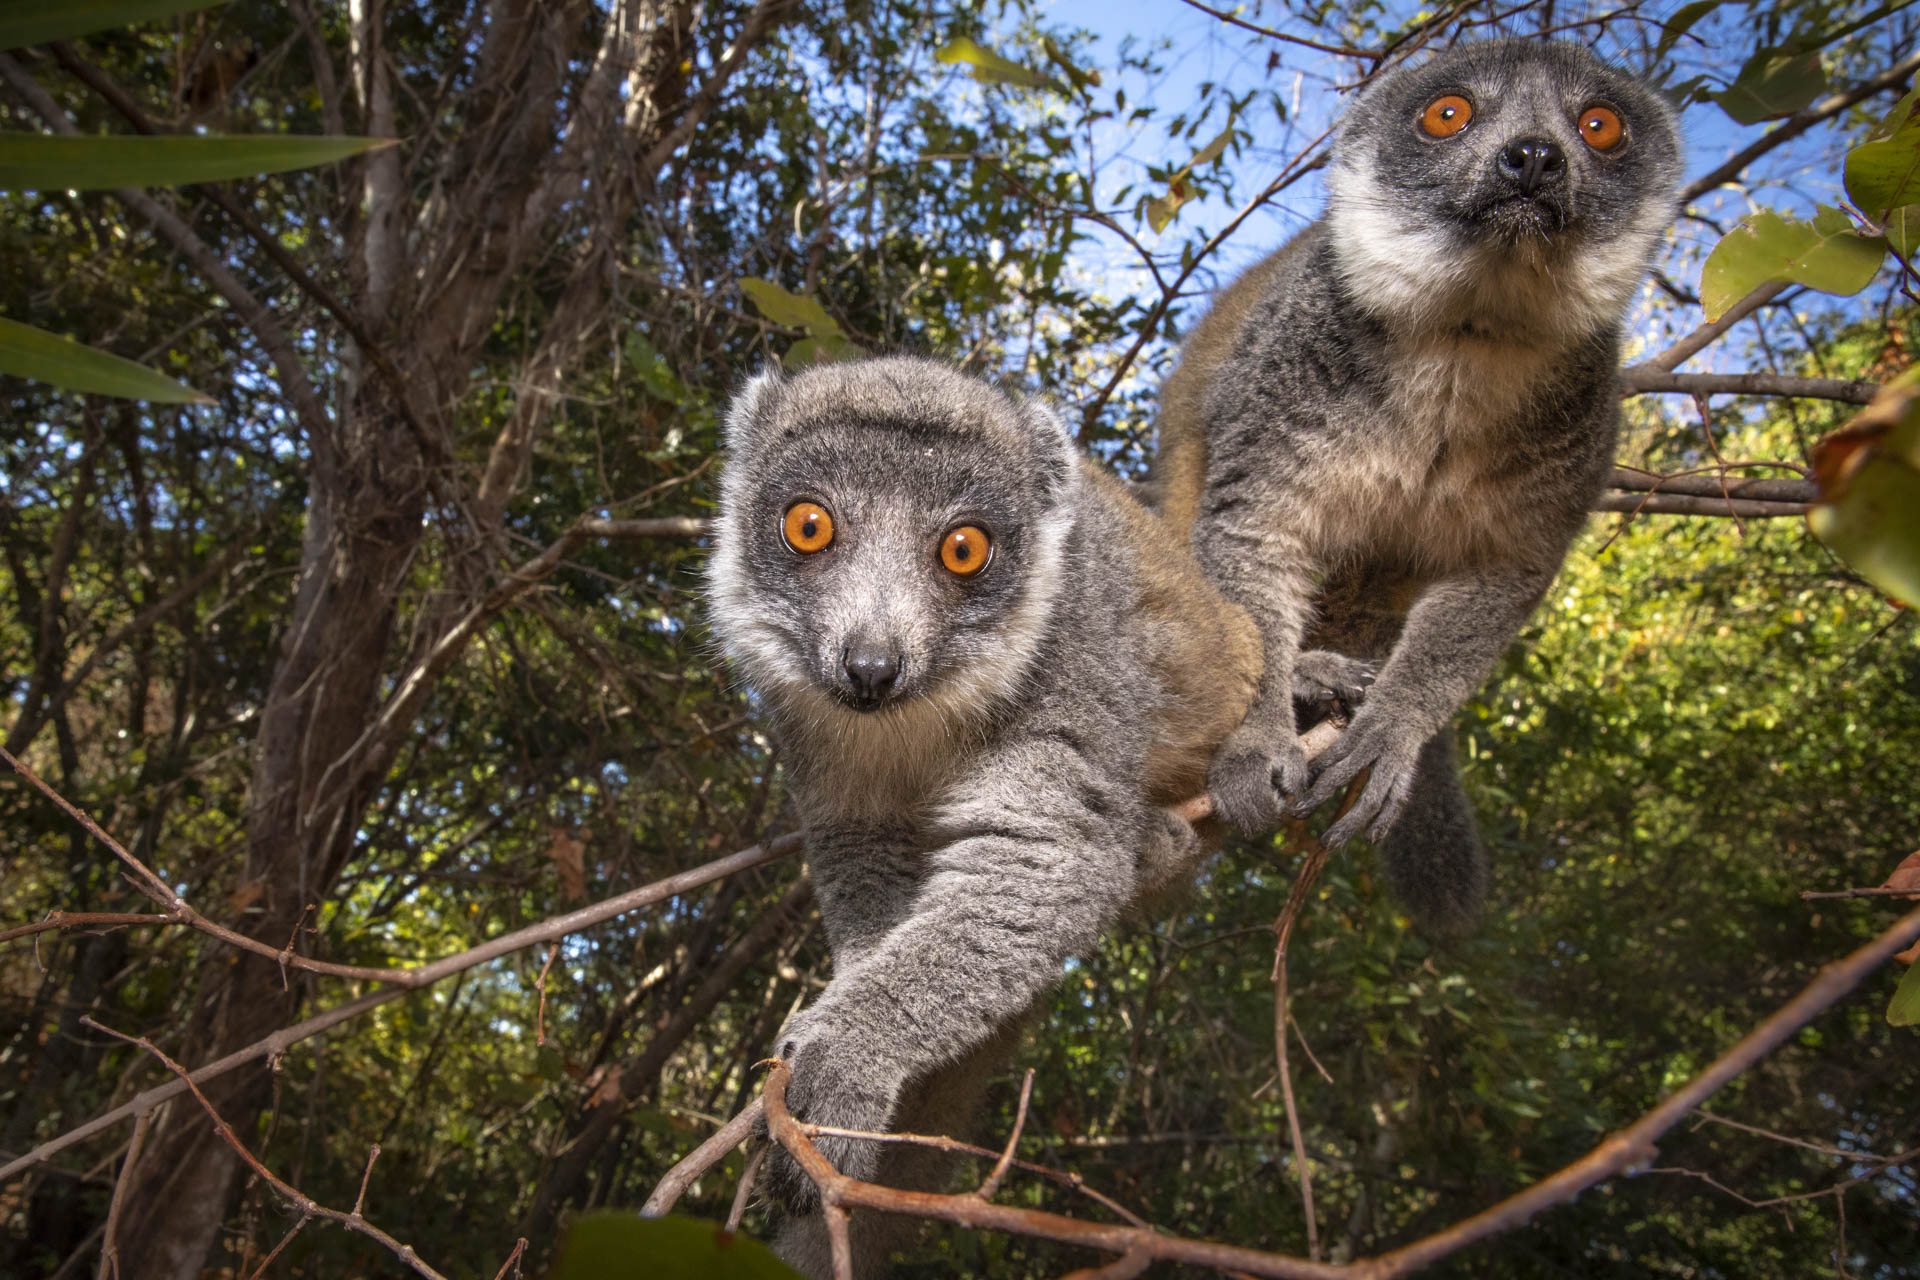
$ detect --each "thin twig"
[79,1018,452,1280]
[975,1069,1035,1201]
[727,1143,769,1233]
[93,1106,151,1280]
[756,903,1920,1280]
[641,1097,769,1217]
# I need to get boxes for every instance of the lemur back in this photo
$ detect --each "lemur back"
[1155,38,1680,937]
[705,357,1261,1275]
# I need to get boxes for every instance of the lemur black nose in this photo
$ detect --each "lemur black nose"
[842,640,900,702]
[1497,137,1567,194]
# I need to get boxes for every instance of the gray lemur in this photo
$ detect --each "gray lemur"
[1156,38,1680,937]
[707,357,1368,1274]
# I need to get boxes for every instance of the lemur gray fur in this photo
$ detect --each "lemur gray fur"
[1156,38,1680,938]
[705,357,1366,1275]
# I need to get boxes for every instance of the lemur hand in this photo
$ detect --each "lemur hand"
[762,1005,902,1214]
[1297,697,1422,846]
[1208,718,1309,837]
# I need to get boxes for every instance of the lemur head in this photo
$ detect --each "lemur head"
[1324,38,1680,339]
[707,357,1078,729]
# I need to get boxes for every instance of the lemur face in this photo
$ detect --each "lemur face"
[707,358,1076,722]
[1323,39,1681,334]
[1344,38,1679,250]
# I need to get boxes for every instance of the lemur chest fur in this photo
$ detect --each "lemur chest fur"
[1297,332,1551,570]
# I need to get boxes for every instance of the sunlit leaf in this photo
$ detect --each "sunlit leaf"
[738,278,840,334]
[1654,0,1722,58]
[551,1213,802,1280]
[0,134,394,192]
[1714,48,1826,125]
[1846,117,1920,218]
[0,315,208,402]
[1041,36,1101,93]
[1808,370,1920,606]
[1699,207,1883,320]
[1890,960,1920,1027]
[1884,205,1920,260]
[1145,121,1233,233]
[0,0,224,49]
[935,37,1058,92]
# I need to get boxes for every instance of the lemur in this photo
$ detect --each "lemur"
[1156,38,1680,937]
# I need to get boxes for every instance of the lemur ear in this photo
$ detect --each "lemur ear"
[1020,399,1081,503]
[722,368,785,453]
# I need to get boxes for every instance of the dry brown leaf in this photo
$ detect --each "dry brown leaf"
[1883,849,1920,894]
[546,826,587,903]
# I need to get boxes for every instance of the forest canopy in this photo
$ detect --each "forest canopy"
[2,0,1917,1277]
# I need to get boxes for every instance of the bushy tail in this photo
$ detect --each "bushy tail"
[1378,732,1488,940]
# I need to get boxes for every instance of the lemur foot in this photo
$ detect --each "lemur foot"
[1292,650,1377,712]
[1297,699,1423,847]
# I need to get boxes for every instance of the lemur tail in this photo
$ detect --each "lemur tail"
[1378,732,1488,940]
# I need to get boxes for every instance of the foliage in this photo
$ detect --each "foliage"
[2,0,1919,1278]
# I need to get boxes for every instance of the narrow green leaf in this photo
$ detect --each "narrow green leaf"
[0,0,225,50]
[934,37,1058,92]
[1041,36,1101,93]
[0,316,208,403]
[1654,0,1721,58]
[1846,117,1920,218]
[0,134,393,192]
[1888,958,1920,1027]
[1189,122,1234,170]
[551,1213,803,1280]
[1699,207,1884,320]
[1714,49,1826,125]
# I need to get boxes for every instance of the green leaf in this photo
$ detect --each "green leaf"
[1699,207,1884,320]
[1889,958,1920,1027]
[623,330,686,404]
[551,1213,803,1280]
[934,37,1058,92]
[1041,36,1101,93]
[738,278,840,335]
[1883,205,1920,259]
[1714,48,1826,125]
[1809,373,1920,607]
[0,134,393,192]
[1654,0,1721,58]
[1146,177,1195,234]
[0,0,225,49]
[0,316,208,402]
[1846,117,1920,218]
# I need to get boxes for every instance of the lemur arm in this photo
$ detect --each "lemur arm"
[765,736,1188,1206]
[802,819,925,967]
[1303,554,1556,848]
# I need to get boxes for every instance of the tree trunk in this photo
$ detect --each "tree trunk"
[104,2,787,1272]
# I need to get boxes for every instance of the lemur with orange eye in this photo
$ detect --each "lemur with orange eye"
[706,357,1368,1276]
[1156,38,1680,938]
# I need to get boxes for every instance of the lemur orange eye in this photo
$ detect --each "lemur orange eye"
[939,525,991,576]
[782,502,834,553]
[1420,95,1473,138]
[1577,104,1624,151]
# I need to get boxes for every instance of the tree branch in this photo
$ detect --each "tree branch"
[1679,48,1920,205]
[1620,368,1879,404]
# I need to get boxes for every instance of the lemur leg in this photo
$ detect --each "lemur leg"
[1304,561,1550,847]
[1378,732,1488,939]
[1194,519,1319,836]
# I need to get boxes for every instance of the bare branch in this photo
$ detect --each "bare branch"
[1620,368,1879,404]
[640,1097,769,1217]
[974,1069,1035,1202]
[1637,282,1790,375]
[1595,494,1809,519]
[1679,48,1920,204]
[80,1019,452,1280]
[753,904,1920,1279]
